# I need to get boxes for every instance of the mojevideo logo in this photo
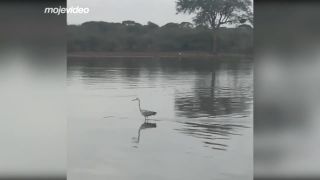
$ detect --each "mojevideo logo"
[44,6,90,15]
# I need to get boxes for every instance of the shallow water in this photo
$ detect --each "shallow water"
[67,57,253,180]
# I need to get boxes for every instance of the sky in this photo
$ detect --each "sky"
[67,0,194,25]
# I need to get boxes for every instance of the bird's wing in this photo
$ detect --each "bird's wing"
[141,109,157,116]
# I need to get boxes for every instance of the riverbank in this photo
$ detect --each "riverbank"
[68,52,253,60]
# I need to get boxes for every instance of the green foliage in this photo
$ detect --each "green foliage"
[175,0,252,53]
[68,21,252,53]
[176,0,253,29]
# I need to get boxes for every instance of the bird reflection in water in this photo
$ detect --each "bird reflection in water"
[132,122,157,148]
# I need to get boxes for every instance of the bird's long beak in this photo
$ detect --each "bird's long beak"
[132,98,137,101]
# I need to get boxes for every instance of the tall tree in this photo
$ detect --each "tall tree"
[176,0,252,54]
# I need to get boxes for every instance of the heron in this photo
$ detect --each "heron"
[132,98,157,121]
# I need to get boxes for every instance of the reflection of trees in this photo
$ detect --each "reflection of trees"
[69,58,142,78]
[175,122,249,151]
[69,58,252,119]
[68,58,143,87]
[69,58,253,151]
[174,61,252,151]
[175,61,252,118]
[175,93,250,118]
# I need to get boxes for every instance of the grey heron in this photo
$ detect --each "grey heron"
[132,98,157,121]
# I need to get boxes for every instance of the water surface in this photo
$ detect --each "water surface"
[67,57,253,180]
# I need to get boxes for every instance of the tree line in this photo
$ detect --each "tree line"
[67,20,253,54]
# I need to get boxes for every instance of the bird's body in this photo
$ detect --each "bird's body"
[140,109,157,117]
[132,98,157,121]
